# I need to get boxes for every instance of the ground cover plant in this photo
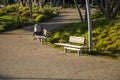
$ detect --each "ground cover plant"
[47,11,120,59]
[0,4,61,33]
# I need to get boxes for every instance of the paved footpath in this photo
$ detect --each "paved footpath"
[0,8,120,80]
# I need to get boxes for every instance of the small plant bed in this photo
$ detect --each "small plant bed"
[0,15,33,32]
[0,4,61,33]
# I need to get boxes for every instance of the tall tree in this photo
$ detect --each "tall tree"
[50,0,53,7]
[96,0,120,19]
[29,0,32,22]
[63,0,65,8]
[19,0,27,6]
[73,0,84,22]
[39,0,45,8]
[0,0,7,6]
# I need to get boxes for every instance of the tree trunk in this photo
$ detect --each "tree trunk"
[50,0,53,7]
[39,0,45,8]
[33,0,37,6]
[85,8,87,22]
[104,0,109,19]
[96,0,120,19]
[63,0,65,8]
[38,0,41,8]
[1,0,7,6]
[111,0,120,18]
[29,0,32,22]
[19,0,26,6]
[73,0,84,22]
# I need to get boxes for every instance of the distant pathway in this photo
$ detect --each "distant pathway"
[0,8,120,80]
[42,8,81,31]
[24,8,81,32]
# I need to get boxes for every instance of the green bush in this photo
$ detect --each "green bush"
[19,6,29,12]
[97,33,107,39]
[60,32,69,42]
[106,44,117,51]
[115,39,120,46]
[32,13,39,18]
[5,4,19,13]
[0,25,5,31]
[92,11,103,19]
[53,32,61,39]
[32,13,39,22]
[35,14,47,22]
[92,27,102,36]
[21,16,29,22]
[21,10,30,17]
[0,10,7,16]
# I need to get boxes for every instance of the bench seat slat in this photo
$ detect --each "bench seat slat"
[64,46,81,51]
[35,35,46,39]
[55,43,85,48]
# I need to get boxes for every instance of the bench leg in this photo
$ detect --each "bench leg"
[64,47,67,53]
[77,50,82,56]
[39,38,43,45]
[77,49,82,56]
[77,51,80,56]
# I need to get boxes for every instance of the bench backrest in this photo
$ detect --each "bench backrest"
[69,36,85,46]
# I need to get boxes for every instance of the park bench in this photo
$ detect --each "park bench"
[55,36,87,55]
[34,28,48,45]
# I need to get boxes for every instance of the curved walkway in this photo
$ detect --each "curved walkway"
[0,8,120,80]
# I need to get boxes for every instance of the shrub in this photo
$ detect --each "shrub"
[115,39,120,45]
[59,32,69,42]
[21,10,30,17]
[32,13,39,18]
[111,36,119,41]
[35,14,47,22]
[21,16,29,22]
[53,32,61,39]
[0,10,7,16]
[102,29,108,35]
[92,27,101,37]
[5,4,19,13]
[97,33,106,40]
[19,6,29,12]
[32,13,39,22]
[0,25,5,32]
[92,11,103,19]
[106,44,117,51]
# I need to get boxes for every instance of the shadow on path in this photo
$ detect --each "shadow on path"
[0,75,88,80]
[0,32,32,35]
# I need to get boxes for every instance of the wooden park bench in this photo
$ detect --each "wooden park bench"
[34,28,48,45]
[55,36,87,55]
